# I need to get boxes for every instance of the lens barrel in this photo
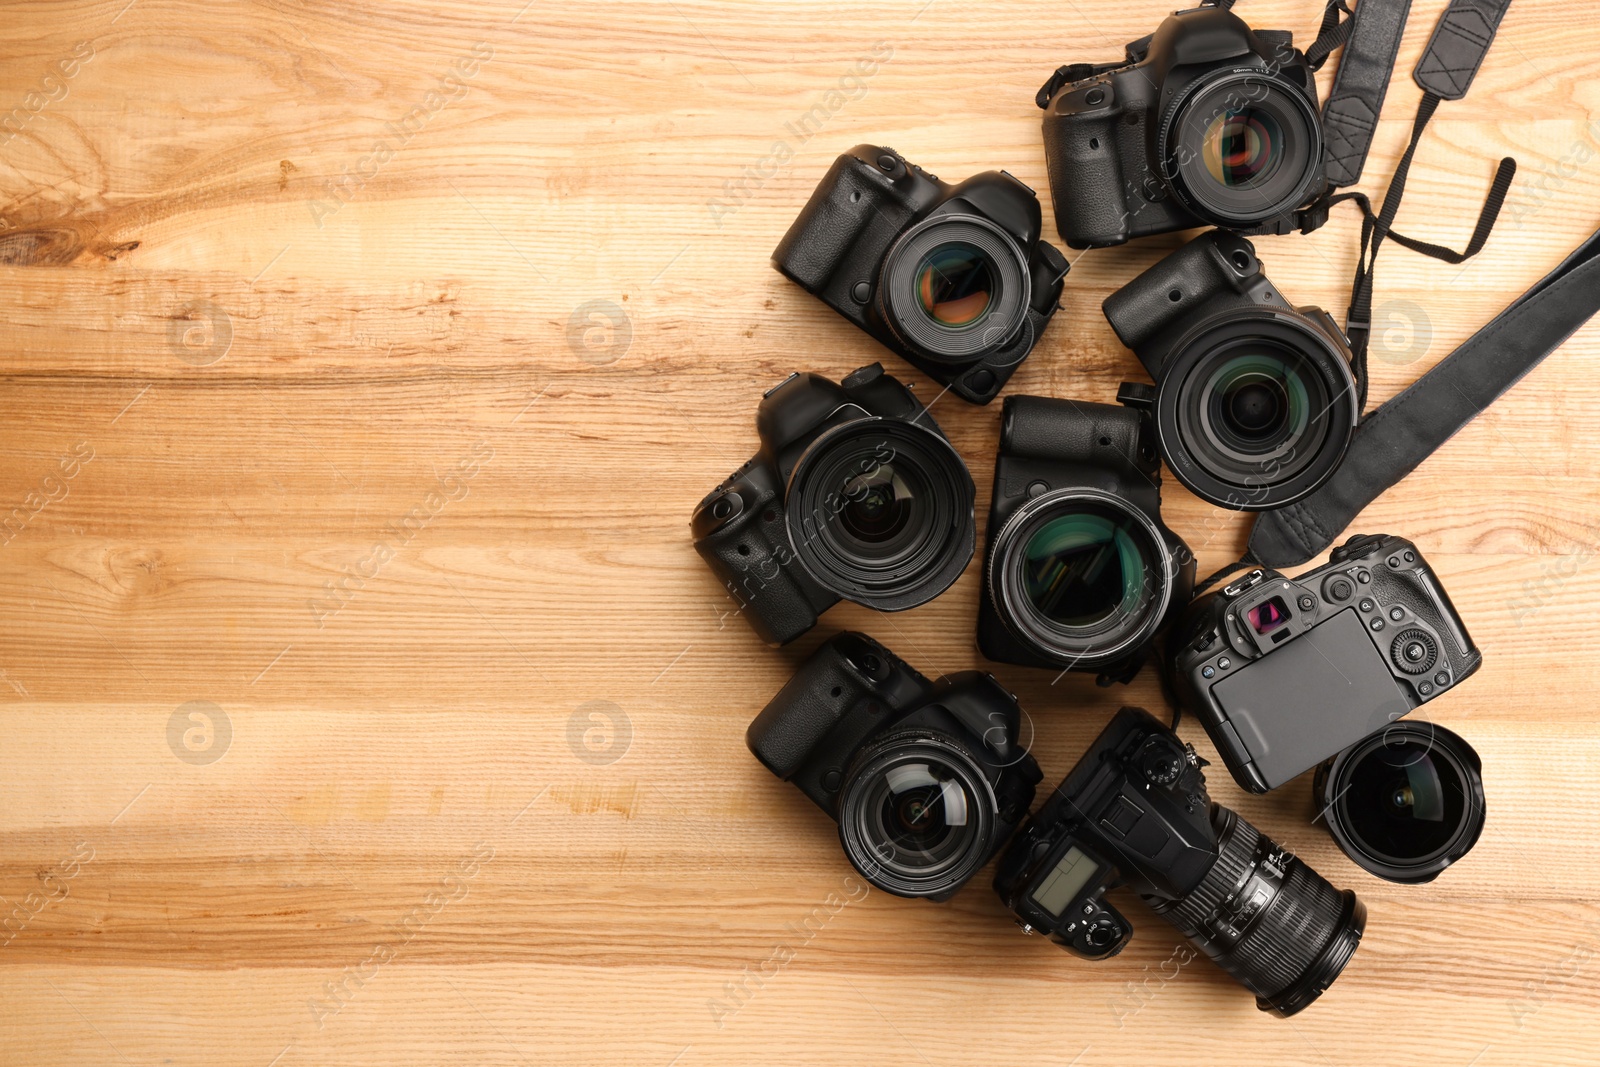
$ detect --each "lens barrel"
[880,214,1031,365]
[786,418,976,612]
[1145,806,1365,1016]
[986,488,1177,669]
[837,732,997,899]
[1315,722,1486,884]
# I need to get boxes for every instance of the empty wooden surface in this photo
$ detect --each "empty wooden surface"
[2,1,1599,1064]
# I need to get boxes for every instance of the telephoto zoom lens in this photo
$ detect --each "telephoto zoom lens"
[1144,806,1365,1017]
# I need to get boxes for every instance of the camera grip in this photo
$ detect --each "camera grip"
[1042,112,1130,249]
[1103,231,1258,355]
[772,147,915,293]
[1000,395,1156,479]
[1368,562,1481,680]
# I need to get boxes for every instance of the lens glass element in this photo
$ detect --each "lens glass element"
[1342,739,1467,862]
[1022,509,1151,630]
[914,243,996,328]
[839,464,916,546]
[1203,107,1285,189]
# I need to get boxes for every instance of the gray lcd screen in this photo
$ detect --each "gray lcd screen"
[1030,846,1099,918]
[1211,608,1413,789]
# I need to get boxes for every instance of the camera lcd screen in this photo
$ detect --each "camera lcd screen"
[1030,845,1099,918]
[1211,609,1413,790]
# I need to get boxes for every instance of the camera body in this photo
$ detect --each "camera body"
[1041,7,1324,248]
[748,632,1042,901]
[977,394,1193,684]
[1106,231,1358,510]
[692,363,975,646]
[994,707,1365,1016]
[1172,533,1483,794]
[773,144,1070,405]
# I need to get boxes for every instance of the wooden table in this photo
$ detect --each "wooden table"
[3,2,1598,1064]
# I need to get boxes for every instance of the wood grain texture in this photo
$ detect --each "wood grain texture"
[2,1,1599,1064]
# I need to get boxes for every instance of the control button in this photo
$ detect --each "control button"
[821,770,841,791]
[1217,657,1231,670]
[1357,570,1371,584]
[1085,88,1106,106]
[1418,681,1434,696]
[966,368,997,396]
[1388,556,1401,568]
[1434,671,1450,686]
[1404,551,1416,563]
[852,281,871,303]
[1082,903,1095,916]
[1391,629,1438,674]
[1202,666,1215,679]
[1323,576,1354,602]
[877,153,898,172]
[1359,598,1375,613]
[1026,480,1049,499]
[1370,619,1385,632]
[1389,607,1405,621]
[1298,595,1316,611]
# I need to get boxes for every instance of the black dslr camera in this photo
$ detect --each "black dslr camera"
[773,144,1070,405]
[1106,230,1359,510]
[1172,533,1483,794]
[994,707,1365,1017]
[978,394,1193,685]
[1039,5,1325,248]
[692,363,976,646]
[748,632,1042,900]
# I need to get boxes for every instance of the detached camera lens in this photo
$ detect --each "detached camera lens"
[838,736,996,898]
[1317,723,1485,884]
[787,419,976,613]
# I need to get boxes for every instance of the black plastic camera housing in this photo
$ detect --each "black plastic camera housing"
[994,707,1365,1017]
[1040,6,1325,248]
[748,632,1042,901]
[1172,533,1483,794]
[978,394,1194,685]
[1106,230,1358,510]
[773,144,1070,405]
[692,364,976,646]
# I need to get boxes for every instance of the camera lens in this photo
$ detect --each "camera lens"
[838,735,996,898]
[1203,106,1285,189]
[1146,806,1365,1017]
[787,419,975,612]
[988,490,1175,668]
[1317,723,1485,884]
[1158,321,1358,510]
[1163,71,1323,227]
[880,215,1030,364]
[913,243,997,328]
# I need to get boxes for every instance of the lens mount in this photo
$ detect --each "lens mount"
[986,488,1177,669]
[785,417,975,611]
[879,213,1031,366]
[837,732,997,899]
[1155,309,1358,510]
[1158,67,1324,228]
[1317,722,1486,884]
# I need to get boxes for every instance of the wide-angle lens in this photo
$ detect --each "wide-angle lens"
[838,738,993,897]
[1146,806,1365,1017]
[787,419,975,612]
[914,243,996,327]
[1203,107,1285,188]
[1319,723,1486,883]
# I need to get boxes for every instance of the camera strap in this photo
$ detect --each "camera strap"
[1247,223,1600,568]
